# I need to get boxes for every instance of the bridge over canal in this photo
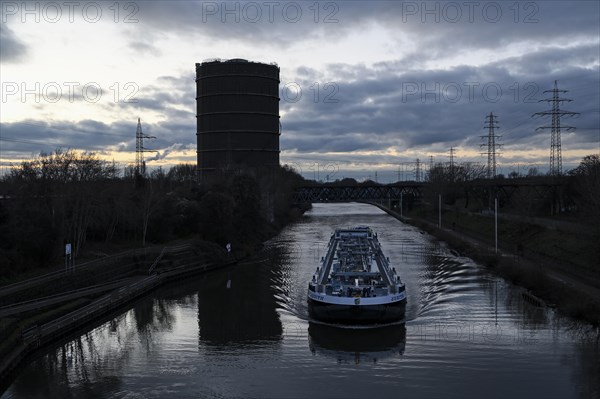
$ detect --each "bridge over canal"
[292,177,567,209]
[292,183,424,203]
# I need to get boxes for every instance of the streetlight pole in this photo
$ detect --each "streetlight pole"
[438,194,442,228]
[400,191,403,218]
[495,197,498,254]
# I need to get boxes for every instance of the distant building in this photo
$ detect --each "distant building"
[196,58,280,183]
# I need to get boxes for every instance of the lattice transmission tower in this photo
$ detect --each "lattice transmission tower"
[135,118,156,176]
[415,158,422,182]
[533,81,579,176]
[480,112,502,178]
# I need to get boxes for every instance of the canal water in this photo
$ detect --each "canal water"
[2,203,599,398]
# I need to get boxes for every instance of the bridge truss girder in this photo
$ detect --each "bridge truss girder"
[293,185,423,203]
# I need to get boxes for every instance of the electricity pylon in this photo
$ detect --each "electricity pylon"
[480,112,501,179]
[533,81,579,176]
[135,118,156,176]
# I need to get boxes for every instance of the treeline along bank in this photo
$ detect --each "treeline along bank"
[0,149,307,281]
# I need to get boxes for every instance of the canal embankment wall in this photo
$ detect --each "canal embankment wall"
[0,242,236,387]
[0,196,312,388]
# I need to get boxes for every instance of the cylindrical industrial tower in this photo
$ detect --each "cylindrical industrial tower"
[196,58,280,182]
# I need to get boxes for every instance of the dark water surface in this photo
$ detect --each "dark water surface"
[3,203,599,398]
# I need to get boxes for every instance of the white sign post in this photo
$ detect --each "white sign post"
[65,243,72,272]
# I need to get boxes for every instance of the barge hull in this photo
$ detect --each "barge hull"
[308,298,406,324]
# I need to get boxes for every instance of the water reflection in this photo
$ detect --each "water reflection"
[308,322,406,363]
[4,203,600,399]
[6,329,129,398]
[506,287,550,328]
[570,333,600,399]
[197,253,284,345]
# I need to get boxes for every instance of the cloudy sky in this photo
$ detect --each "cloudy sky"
[1,0,599,181]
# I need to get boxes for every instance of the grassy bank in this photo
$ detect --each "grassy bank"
[423,206,597,279]
[378,204,600,326]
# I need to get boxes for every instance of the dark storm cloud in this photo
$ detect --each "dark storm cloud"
[0,24,27,62]
[109,74,197,146]
[0,120,135,154]
[496,44,600,77]
[4,42,597,169]
[338,1,600,56]
[3,1,597,173]
[280,46,599,165]
[112,0,600,163]
[131,1,599,55]
[133,0,341,46]
[0,74,199,164]
[0,117,196,165]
